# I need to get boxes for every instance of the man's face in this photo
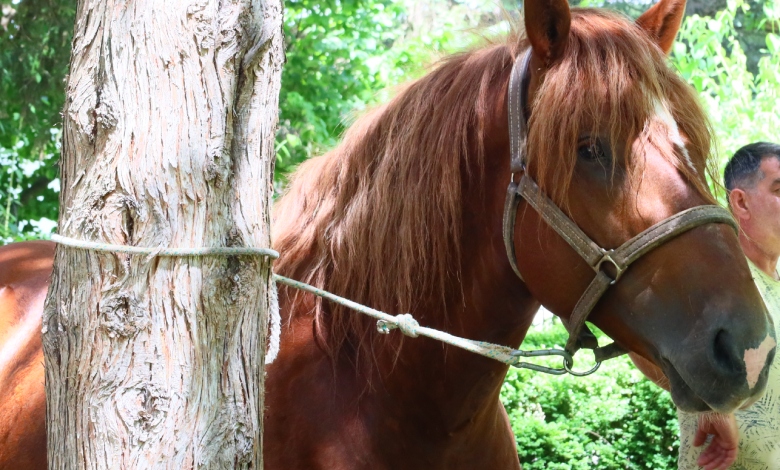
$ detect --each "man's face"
[743,156,780,255]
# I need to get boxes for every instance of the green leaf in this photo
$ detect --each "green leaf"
[767,33,780,54]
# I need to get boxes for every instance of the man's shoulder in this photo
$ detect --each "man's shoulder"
[747,260,780,310]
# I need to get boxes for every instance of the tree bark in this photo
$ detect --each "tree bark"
[42,0,282,468]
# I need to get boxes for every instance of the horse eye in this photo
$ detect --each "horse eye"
[577,140,608,163]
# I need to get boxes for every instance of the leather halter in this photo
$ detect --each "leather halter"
[503,50,739,368]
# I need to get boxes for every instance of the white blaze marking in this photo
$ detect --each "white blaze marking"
[744,334,777,389]
[653,100,696,172]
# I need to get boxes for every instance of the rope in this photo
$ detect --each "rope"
[51,234,282,364]
[50,235,570,371]
[266,281,281,363]
[272,274,524,367]
[51,234,280,259]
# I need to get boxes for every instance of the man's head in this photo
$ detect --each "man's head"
[725,142,780,261]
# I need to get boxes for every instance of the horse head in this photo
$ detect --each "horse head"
[509,0,776,413]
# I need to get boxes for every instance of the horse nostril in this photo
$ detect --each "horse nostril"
[713,329,743,374]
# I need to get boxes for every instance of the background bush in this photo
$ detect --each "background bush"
[502,322,678,469]
[672,0,780,189]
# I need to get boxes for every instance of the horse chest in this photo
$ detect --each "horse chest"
[262,331,521,470]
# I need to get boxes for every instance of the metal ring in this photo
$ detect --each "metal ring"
[563,355,602,376]
[508,347,601,376]
[509,162,527,184]
[376,320,392,334]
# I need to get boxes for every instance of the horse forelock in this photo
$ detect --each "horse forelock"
[529,8,717,208]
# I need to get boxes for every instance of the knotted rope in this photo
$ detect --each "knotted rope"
[50,234,593,374]
[378,313,419,337]
[270,274,535,366]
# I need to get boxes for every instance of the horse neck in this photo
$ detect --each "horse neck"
[275,62,542,431]
[370,163,540,433]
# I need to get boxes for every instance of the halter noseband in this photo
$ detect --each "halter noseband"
[503,50,738,372]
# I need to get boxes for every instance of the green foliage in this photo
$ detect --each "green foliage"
[277,0,404,180]
[502,321,679,469]
[0,0,73,241]
[671,0,780,186]
[276,0,487,184]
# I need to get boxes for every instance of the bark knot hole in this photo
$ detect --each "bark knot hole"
[99,291,150,338]
[117,383,171,445]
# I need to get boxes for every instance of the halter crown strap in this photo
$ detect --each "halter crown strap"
[502,50,533,281]
[508,50,532,174]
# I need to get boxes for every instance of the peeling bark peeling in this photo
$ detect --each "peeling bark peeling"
[42,0,283,468]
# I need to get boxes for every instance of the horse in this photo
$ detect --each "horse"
[0,0,776,468]
[0,241,52,469]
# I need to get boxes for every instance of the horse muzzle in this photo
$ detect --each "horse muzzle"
[662,320,776,413]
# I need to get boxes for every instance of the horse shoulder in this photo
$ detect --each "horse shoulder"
[0,240,54,470]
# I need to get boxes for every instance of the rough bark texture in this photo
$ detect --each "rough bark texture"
[42,0,282,468]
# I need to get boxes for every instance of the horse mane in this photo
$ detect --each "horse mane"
[272,8,716,367]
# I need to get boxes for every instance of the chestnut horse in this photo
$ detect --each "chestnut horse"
[0,0,776,468]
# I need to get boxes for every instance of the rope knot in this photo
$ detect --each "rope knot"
[376,313,419,338]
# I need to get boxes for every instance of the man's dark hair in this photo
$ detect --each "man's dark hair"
[724,142,780,191]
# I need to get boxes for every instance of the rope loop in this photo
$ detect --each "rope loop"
[50,234,280,259]
[376,313,419,338]
[51,234,282,364]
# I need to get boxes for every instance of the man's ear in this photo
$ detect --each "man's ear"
[636,0,687,55]
[729,188,751,220]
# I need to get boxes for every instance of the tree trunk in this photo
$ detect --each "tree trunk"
[42,0,282,468]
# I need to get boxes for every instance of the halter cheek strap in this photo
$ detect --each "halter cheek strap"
[503,51,532,281]
[503,49,738,367]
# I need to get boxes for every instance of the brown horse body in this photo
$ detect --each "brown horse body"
[0,1,777,469]
[0,241,52,470]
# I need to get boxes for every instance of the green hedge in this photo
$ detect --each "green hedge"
[500,322,679,469]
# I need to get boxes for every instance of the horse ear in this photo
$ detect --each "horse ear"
[636,0,687,54]
[524,0,571,66]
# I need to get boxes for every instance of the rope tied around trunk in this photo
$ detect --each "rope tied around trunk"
[50,234,599,375]
[51,234,281,258]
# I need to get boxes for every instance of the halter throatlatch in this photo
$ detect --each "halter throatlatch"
[503,50,738,375]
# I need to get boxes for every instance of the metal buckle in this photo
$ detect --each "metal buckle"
[509,165,526,184]
[595,250,624,285]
